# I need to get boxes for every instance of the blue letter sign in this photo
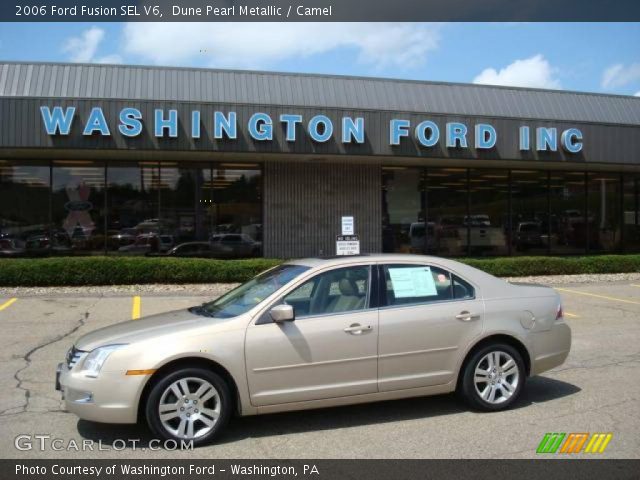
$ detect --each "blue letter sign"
[40,106,75,135]
[39,105,585,157]
[154,109,178,138]
[118,108,142,137]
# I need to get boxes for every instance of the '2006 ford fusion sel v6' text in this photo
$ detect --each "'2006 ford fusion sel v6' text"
[56,254,571,445]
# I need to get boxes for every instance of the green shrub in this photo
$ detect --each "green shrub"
[0,255,638,287]
[0,257,282,287]
[461,255,640,277]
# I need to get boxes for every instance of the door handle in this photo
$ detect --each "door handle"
[455,311,480,322]
[344,324,372,334]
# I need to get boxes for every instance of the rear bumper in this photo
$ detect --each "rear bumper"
[57,364,146,424]
[530,322,571,375]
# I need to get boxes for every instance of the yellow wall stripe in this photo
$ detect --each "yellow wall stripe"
[560,434,577,453]
[539,433,613,455]
[131,296,141,320]
[584,434,599,453]
[572,434,589,453]
[560,433,589,453]
[598,434,613,453]
[0,298,17,311]
[588,434,606,453]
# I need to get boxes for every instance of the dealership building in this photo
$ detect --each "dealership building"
[1,61,640,258]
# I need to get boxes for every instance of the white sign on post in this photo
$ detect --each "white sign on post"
[341,216,354,235]
[336,235,360,256]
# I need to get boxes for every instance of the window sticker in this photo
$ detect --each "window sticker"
[388,266,437,298]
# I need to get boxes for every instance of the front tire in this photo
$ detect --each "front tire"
[145,367,232,446]
[459,343,525,411]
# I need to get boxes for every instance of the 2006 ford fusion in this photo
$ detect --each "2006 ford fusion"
[56,254,571,445]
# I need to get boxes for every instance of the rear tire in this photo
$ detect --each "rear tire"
[146,367,232,446]
[459,343,525,411]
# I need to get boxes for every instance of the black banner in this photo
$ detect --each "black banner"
[3,0,640,22]
[3,460,640,480]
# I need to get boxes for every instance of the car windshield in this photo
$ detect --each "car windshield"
[195,264,310,319]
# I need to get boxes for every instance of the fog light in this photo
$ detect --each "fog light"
[67,388,93,404]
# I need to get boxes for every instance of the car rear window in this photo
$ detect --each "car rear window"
[453,275,475,299]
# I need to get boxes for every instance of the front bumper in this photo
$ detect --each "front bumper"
[56,362,146,424]
[55,363,62,392]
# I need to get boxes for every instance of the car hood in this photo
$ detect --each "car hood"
[75,308,206,351]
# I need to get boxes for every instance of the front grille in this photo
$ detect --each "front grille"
[65,346,85,369]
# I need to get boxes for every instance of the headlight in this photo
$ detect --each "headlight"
[80,344,127,378]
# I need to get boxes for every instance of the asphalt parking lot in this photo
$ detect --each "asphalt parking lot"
[0,281,638,459]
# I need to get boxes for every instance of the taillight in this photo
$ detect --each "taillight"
[556,304,564,321]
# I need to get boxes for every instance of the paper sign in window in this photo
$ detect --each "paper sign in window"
[388,267,437,298]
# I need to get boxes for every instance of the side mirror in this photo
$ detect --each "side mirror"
[270,304,295,323]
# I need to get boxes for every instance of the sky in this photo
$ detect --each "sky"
[0,22,639,96]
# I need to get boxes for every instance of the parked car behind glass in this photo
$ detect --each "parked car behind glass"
[0,237,25,257]
[210,233,261,258]
[147,241,214,258]
[514,222,545,251]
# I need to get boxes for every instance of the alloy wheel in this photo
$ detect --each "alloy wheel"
[158,377,221,439]
[473,350,520,405]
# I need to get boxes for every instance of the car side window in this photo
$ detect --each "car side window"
[283,266,370,318]
[383,264,453,306]
[453,275,475,300]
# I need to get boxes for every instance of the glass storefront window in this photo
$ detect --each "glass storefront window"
[2,159,266,259]
[51,160,105,255]
[0,160,50,256]
[549,171,587,254]
[623,175,640,253]
[155,163,263,258]
[158,163,199,248]
[468,169,509,256]
[209,164,262,258]
[382,167,425,253]
[511,170,549,255]
[106,162,161,254]
[106,161,263,258]
[3,160,638,259]
[588,173,622,253]
[427,168,468,256]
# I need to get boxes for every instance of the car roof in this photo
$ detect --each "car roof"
[284,253,510,296]
[287,253,460,268]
